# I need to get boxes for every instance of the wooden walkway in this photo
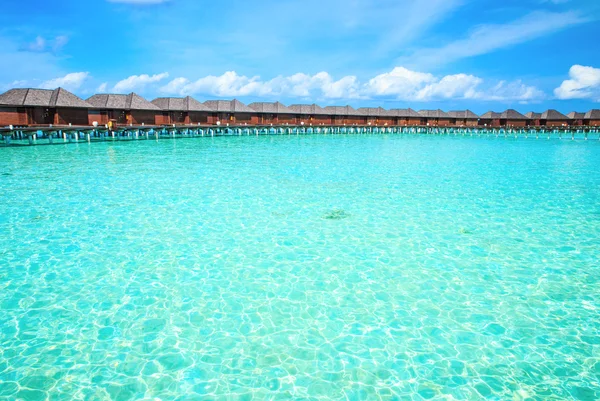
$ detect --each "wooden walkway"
[1,125,599,146]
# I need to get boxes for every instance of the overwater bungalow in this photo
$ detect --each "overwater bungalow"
[204,100,257,125]
[480,110,528,127]
[480,111,501,127]
[391,108,423,126]
[379,109,398,126]
[502,109,528,127]
[151,96,214,125]
[525,112,542,127]
[0,88,91,127]
[87,93,161,126]
[322,106,364,125]
[567,112,585,126]
[288,104,331,125]
[356,107,394,126]
[447,110,479,127]
[585,109,600,126]
[248,102,296,125]
[539,110,570,127]
[419,110,452,126]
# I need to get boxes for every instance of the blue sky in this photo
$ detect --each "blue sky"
[0,0,599,113]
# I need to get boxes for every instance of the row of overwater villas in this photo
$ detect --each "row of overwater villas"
[1,88,600,128]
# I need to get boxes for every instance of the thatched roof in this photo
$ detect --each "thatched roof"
[152,96,213,112]
[389,108,422,118]
[567,112,585,119]
[501,109,527,120]
[419,109,450,118]
[204,99,255,113]
[447,110,479,119]
[357,107,390,117]
[248,102,294,114]
[0,88,91,108]
[584,109,600,119]
[541,109,568,120]
[525,112,541,119]
[480,111,501,119]
[481,110,527,120]
[288,104,329,115]
[87,93,161,111]
[322,106,365,116]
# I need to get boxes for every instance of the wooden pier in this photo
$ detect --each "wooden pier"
[1,124,600,147]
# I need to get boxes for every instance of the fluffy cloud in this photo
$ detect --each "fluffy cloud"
[364,67,436,97]
[39,72,89,91]
[113,72,169,93]
[97,82,108,93]
[554,65,600,101]
[115,67,545,102]
[160,71,362,99]
[482,80,545,102]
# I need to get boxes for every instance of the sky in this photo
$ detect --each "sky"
[0,0,599,114]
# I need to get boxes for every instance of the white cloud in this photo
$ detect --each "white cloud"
[364,67,436,97]
[160,71,362,99]
[97,82,108,92]
[157,67,543,102]
[405,11,587,67]
[415,74,483,101]
[482,80,545,102]
[113,72,169,93]
[554,65,600,101]
[19,35,69,53]
[39,72,89,91]
[364,68,541,102]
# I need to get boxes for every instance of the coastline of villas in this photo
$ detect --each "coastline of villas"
[2,87,600,129]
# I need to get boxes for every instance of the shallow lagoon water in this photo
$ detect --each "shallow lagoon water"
[1,134,599,400]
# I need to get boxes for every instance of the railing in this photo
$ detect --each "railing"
[1,125,599,146]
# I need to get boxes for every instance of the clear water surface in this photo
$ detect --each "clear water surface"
[1,134,599,401]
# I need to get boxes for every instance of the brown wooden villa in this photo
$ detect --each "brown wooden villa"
[540,110,569,127]
[390,109,423,126]
[378,108,398,126]
[525,112,542,127]
[203,99,256,125]
[567,112,585,126]
[86,93,161,126]
[419,110,451,126]
[480,110,528,127]
[288,104,331,125]
[151,96,214,125]
[356,107,393,125]
[322,106,365,125]
[447,110,479,127]
[248,102,296,125]
[0,88,91,127]
[584,109,600,126]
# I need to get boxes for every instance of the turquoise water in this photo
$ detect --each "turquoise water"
[1,135,599,401]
